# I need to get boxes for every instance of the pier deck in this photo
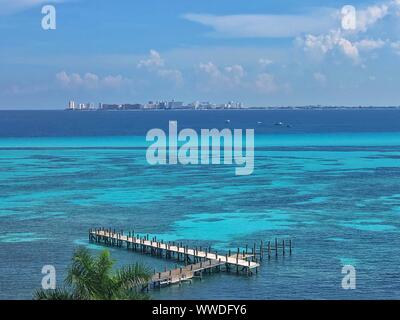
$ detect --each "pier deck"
[89,228,292,289]
[151,259,225,286]
[90,229,260,269]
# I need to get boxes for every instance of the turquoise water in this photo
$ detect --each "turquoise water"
[0,110,400,299]
[1,111,400,299]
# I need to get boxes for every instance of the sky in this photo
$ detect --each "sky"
[1,0,400,109]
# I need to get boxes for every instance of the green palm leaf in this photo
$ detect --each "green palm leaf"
[34,247,152,300]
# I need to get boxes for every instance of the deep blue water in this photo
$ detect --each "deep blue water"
[0,110,399,300]
[1,109,400,137]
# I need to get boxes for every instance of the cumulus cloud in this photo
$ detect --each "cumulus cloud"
[198,62,245,87]
[300,30,360,62]
[137,50,164,69]
[137,50,183,85]
[356,4,389,32]
[258,58,274,67]
[355,39,386,50]
[199,62,221,78]
[198,61,284,95]
[390,41,400,54]
[224,65,245,84]
[56,71,128,89]
[296,2,400,62]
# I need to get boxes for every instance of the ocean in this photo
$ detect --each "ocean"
[0,109,399,299]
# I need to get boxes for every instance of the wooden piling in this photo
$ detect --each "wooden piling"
[88,229,273,290]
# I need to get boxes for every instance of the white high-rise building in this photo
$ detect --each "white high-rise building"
[68,100,75,110]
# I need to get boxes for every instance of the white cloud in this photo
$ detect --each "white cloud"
[300,30,359,62]
[339,37,360,61]
[56,71,128,89]
[198,61,283,94]
[259,58,273,67]
[224,65,245,84]
[56,71,83,86]
[183,9,337,38]
[296,2,399,63]
[137,50,164,69]
[356,4,389,32]
[355,39,386,50]
[137,50,183,86]
[199,62,221,78]
[198,62,245,87]
[390,40,400,54]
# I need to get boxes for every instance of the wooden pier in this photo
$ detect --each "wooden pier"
[89,228,292,289]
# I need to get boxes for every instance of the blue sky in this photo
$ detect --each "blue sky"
[1,0,400,109]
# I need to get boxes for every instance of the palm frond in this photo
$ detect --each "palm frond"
[33,248,152,300]
[65,247,99,299]
[114,263,152,290]
[33,288,75,300]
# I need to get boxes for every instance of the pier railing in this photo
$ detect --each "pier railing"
[88,228,292,289]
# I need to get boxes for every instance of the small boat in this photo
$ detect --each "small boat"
[225,120,231,124]
[274,121,284,126]
[257,121,263,125]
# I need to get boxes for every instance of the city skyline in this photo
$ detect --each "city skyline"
[2,0,400,109]
[66,99,245,110]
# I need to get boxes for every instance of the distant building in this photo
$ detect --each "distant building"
[157,101,168,109]
[68,100,75,110]
[66,99,246,111]
[101,104,121,110]
[122,104,142,110]
[144,101,157,109]
[168,100,184,109]
[191,101,200,109]
[225,101,243,109]
[83,103,95,110]
[197,102,212,109]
